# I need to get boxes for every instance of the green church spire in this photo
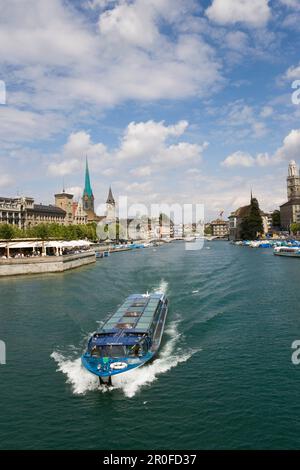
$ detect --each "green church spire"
[84,157,93,198]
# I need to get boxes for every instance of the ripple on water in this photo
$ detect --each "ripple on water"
[51,319,200,398]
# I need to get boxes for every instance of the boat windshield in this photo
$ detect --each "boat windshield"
[90,345,126,358]
[126,339,148,357]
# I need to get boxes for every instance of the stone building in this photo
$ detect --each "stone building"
[210,219,229,238]
[280,161,300,230]
[0,196,34,228]
[55,191,74,225]
[0,196,66,229]
[26,204,66,227]
[72,201,87,225]
[229,198,270,240]
[105,186,116,222]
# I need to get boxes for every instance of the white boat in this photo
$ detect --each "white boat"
[274,246,300,257]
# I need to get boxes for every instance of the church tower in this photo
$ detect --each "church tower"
[106,186,116,221]
[82,157,95,213]
[287,160,300,201]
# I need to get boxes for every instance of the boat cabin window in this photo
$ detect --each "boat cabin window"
[117,322,134,329]
[127,339,148,357]
[90,345,126,358]
[124,311,141,317]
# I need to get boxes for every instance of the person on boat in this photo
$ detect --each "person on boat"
[132,344,141,357]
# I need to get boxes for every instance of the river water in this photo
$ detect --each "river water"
[1,241,300,449]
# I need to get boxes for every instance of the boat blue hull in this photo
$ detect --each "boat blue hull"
[81,296,168,381]
[274,252,300,258]
[81,351,155,378]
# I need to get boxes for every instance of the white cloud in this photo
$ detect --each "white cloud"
[224,31,249,51]
[125,181,152,193]
[98,1,158,47]
[48,159,81,177]
[130,166,153,177]
[65,186,83,199]
[274,129,300,161]
[47,120,208,182]
[0,0,223,117]
[63,131,108,160]
[206,0,271,28]
[0,174,13,188]
[0,107,66,143]
[221,151,255,167]
[117,120,188,160]
[283,63,300,81]
[48,130,109,176]
[221,129,300,168]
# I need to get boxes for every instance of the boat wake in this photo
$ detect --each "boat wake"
[51,320,198,398]
[152,279,168,295]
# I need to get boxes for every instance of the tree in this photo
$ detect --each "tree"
[0,224,15,257]
[272,210,281,228]
[204,225,212,235]
[240,198,264,240]
[290,223,300,235]
[0,224,15,240]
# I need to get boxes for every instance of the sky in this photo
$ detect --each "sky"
[1,0,300,220]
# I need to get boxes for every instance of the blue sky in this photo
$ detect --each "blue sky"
[1,0,300,219]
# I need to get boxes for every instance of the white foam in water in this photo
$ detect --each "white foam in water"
[153,279,168,294]
[51,320,199,398]
[51,352,99,394]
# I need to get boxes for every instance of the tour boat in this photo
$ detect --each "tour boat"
[274,246,300,257]
[81,292,169,385]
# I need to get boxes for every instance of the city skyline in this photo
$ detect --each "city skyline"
[1,0,300,219]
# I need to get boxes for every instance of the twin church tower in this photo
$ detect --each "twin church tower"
[287,160,300,201]
[82,158,116,223]
[280,160,300,229]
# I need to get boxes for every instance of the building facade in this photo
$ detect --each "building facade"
[72,201,87,225]
[210,219,229,238]
[280,161,300,230]
[0,197,34,228]
[26,204,66,227]
[0,197,67,228]
[55,191,74,225]
[229,201,269,241]
[105,187,116,222]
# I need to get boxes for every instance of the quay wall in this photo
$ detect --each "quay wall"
[0,251,96,277]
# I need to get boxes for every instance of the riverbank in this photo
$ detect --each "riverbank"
[0,251,96,276]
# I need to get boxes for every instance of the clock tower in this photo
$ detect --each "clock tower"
[287,160,300,201]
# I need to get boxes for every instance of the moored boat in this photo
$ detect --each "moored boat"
[81,292,168,385]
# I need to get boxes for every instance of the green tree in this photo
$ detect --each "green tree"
[0,224,15,257]
[204,225,212,235]
[290,223,300,235]
[33,224,50,240]
[272,210,281,228]
[240,198,264,240]
[0,224,15,240]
